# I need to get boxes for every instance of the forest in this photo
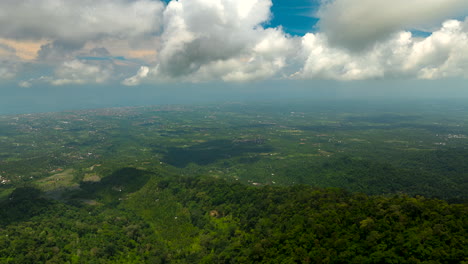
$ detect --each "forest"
[1,167,467,263]
[0,100,467,263]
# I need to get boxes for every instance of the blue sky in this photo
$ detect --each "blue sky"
[0,0,467,114]
[161,0,319,34]
[269,0,320,35]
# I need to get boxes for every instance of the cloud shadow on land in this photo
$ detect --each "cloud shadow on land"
[160,139,273,168]
[78,168,152,203]
[0,187,53,225]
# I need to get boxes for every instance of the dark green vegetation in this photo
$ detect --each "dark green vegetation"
[1,100,467,200]
[0,99,467,262]
[1,167,467,263]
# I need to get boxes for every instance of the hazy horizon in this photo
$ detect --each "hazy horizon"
[1,78,467,115]
[1,0,467,115]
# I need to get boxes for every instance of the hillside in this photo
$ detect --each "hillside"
[1,167,467,263]
[1,101,468,201]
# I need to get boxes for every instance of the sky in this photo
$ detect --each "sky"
[0,0,468,113]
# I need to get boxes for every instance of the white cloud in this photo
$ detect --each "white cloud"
[295,33,383,80]
[409,20,468,79]
[122,66,150,86]
[295,18,468,80]
[3,0,468,86]
[124,0,468,84]
[0,0,165,80]
[47,60,113,86]
[0,0,164,42]
[127,0,294,84]
[317,0,468,50]
[0,0,164,85]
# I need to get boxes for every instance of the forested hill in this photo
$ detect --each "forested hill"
[1,167,467,263]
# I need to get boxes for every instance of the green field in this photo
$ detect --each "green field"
[0,99,467,262]
[1,99,467,200]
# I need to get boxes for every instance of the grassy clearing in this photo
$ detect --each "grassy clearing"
[36,169,77,192]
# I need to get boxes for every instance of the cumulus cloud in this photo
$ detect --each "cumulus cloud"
[295,18,468,80]
[157,0,271,76]
[124,0,294,84]
[317,0,468,50]
[122,0,468,84]
[4,0,468,86]
[46,60,113,86]
[294,33,383,80]
[122,66,149,86]
[0,0,164,85]
[408,20,468,79]
[0,0,164,42]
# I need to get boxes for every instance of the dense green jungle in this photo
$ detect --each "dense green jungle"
[0,99,467,263]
